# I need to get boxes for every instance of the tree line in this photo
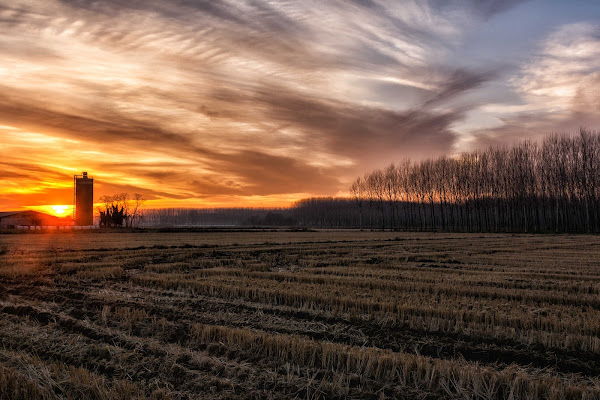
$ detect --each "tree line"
[131,130,599,232]
[348,130,600,232]
[139,208,293,227]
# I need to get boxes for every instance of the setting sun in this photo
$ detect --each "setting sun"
[27,205,73,217]
[50,205,69,215]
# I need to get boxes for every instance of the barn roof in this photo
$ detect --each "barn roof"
[0,211,23,218]
[0,210,55,218]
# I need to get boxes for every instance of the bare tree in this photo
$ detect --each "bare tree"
[98,193,145,228]
[350,177,365,230]
[346,130,600,233]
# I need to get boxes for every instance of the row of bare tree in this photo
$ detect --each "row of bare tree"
[349,130,600,232]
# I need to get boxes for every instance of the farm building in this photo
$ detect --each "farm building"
[0,210,69,228]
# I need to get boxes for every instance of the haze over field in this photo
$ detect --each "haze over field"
[1,0,599,210]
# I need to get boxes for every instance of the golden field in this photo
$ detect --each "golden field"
[0,230,599,399]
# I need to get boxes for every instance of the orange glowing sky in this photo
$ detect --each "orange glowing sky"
[1,1,599,211]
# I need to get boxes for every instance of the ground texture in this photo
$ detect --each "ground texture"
[0,230,599,399]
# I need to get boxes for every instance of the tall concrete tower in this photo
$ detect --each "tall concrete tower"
[74,172,94,226]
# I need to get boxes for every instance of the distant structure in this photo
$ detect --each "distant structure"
[0,210,68,229]
[74,172,94,226]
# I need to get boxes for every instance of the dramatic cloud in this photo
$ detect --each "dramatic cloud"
[0,0,598,209]
[468,22,600,148]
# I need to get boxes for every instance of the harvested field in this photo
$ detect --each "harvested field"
[0,230,599,399]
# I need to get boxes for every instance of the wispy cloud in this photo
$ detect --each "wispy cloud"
[0,0,592,208]
[467,22,600,148]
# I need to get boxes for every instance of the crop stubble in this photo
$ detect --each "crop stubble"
[0,231,599,399]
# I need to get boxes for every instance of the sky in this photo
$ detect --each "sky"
[1,0,599,212]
